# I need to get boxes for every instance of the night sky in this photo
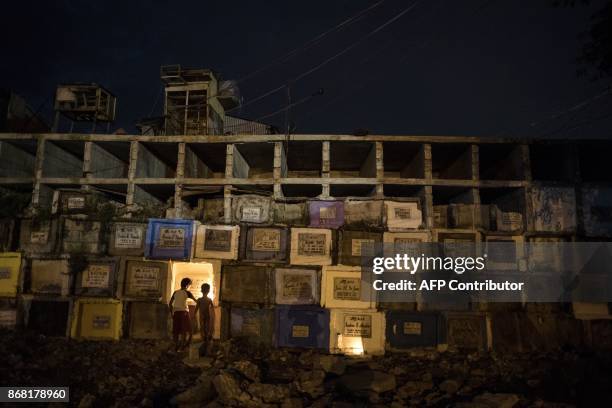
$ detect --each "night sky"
[2,0,611,137]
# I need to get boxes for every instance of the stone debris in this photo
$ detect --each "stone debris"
[231,360,260,382]
[247,383,291,404]
[472,392,520,408]
[439,378,461,394]
[339,370,396,394]
[314,354,346,376]
[294,369,326,398]
[1,333,612,407]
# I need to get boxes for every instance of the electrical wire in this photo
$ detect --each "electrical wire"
[233,0,387,85]
[225,0,422,115]
[185,0,387,111]
[529,86,612,129]
[495,86,612,139]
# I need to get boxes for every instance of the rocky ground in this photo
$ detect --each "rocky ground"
[1,331,612,407]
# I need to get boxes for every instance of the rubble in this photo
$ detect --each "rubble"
[313,354,346,375]
[471,392,520,407]
[212,371,252,406]
[2,333,612,407]
[294,369,326,398]
[439,378,461,394]
[247,383,291,404]
[231,360,260,382]
[338,370,396,394]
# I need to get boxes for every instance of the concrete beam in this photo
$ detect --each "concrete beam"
[2,132,584,144]
[32,137,46,207]
[471,144,479,181]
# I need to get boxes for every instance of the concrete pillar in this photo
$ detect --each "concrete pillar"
[82,141,93,191]
[32,136,46,208]
[126,141,139,211]
[174,142,186,217]
[321,141,330,198]
[273,142,286,199]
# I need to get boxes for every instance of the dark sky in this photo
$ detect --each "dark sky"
[2,0,611,137]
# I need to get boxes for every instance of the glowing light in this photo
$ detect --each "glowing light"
[337,334,365,356]
[171,261,215,303]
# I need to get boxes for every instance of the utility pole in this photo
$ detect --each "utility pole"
[284,82,292,138]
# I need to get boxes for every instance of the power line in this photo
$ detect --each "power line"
[296,0,498,127]
[296,39,398,123]
[234,0,387,85]
[290,1,421,83]
[529,86,612,129]
[494,86,612,138]
[192,0,387,111]
[536,108,612,139]
[225,0,422,115]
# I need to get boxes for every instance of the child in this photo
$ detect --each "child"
[169,278,196,352]
[194,283,215,356]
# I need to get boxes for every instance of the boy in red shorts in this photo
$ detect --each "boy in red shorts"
[169,278,196,352]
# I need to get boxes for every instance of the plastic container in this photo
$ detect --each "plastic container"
[309,201,344,229]
[385,311,442,350]
[74,258,118,297]
[0,252,21,296]
[30,258,71,296]
[108,222,147,256]
[122,259,170,300]
[329,308,385,356]
[19,219,59,255]
[71,298,123,340]
[276,305,329,350]
[320,266,375,309]
[383,231,431,246]
[232,195,272,224]
[221,265,273,304]
[343,199,383,228]
[56,189,104,215]
[338,230,382,266]
[194,224,239,260]
[274,268,319,305]
[145,219,194,260]
[230,306,274,346]
[241,226,288,262]
[484,235,525,271]
[273,202,308,226]
[290,228,332,266]
[384,200,422,230]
